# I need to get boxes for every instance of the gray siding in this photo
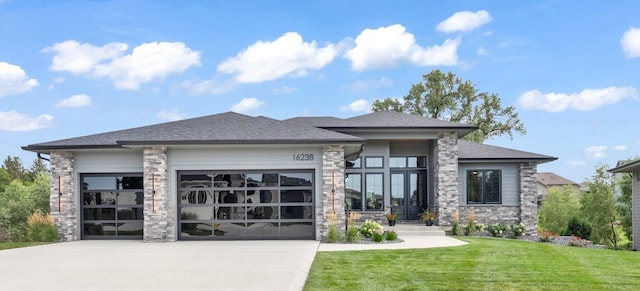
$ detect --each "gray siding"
[634,169,640,250]
[458,163,520,206]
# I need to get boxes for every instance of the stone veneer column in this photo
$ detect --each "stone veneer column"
[317,145,346,240]
[435,132,459,226]
[143,147,175,242]
[50,151,77,241]
[519,162,538,235]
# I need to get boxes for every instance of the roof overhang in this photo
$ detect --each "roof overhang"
[459,157,558,164]
[609,160,640,173]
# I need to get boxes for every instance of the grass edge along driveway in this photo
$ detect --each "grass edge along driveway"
[304,237,640,291]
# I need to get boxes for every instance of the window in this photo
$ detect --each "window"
[365,157,383,168]
[347,158,361,169]
[365,173,383,210]
[345,173,362,210]
[390,156,427,169]
[467,170,501,204]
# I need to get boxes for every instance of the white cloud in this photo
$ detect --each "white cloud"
[344,24,459,71]
[613,145,627,151]
[230,98,265,113]
[218,32,337,83]
[272,86,295,95]
[621,27,640,58]
[477,47,489,56]
[436,10,492,33]
[182,78,236,95]
[43,40,201,90]
[339,99,370,112]
[0,111,53,131]
[585,145,607,159]
[517,86,638,112]
[157,109,186,121]
[346,77,394,91]
[566,160,586,166]
[55,94,92,108]
[0,62,39,97]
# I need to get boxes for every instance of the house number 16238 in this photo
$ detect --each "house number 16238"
[293,154,314,161]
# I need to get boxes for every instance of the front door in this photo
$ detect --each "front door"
[390,171,427,220]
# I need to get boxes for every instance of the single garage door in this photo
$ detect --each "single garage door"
[178,170,315,240]
[81,173,144,239]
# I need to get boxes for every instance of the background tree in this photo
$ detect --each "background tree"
[371,70,526,143]
[581,165,619,249]
[538,185,581,234]
[616,158,637,242]
[2,156,28,182]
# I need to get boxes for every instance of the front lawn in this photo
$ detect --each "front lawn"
[304,237,640,290]
[0,242,46,250]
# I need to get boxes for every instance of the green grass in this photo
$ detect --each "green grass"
[0,242,47,250]
[304,237,640,291]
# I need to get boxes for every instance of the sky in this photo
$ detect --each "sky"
[1,0,639,184]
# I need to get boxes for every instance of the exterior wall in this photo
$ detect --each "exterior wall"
[319,145,345,240]
[519,163,538,235]
[633,168,640,250]
[435,132,458,225]
[143,147,174,242]
[456,162,539,235]
[458,163,520,206]
[50,151,77,241]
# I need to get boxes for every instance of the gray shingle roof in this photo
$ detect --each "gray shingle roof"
[23,112,363,151]
[536,172,578,186]
[458,140,556,162]
[287,111,478,129]
[609,160,640,173]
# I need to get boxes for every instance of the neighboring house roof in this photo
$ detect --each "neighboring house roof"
[22,112,364,152]
[458,140,557,163]
[610,160,640,173]
[536,172,579,187]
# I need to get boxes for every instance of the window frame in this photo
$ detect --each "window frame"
[364,172,384,211]
[364,156,384,169]
[466,169,502,204]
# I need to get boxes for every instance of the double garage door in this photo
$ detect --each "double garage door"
[178,170,315,240]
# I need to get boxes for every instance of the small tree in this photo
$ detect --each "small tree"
[538,185,581,234]
[616,172,633,241]
[581,165,618,249]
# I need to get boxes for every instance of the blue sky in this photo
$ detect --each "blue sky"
[1,0,639,183]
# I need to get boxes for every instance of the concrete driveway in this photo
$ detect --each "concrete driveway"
[0,240,320,291]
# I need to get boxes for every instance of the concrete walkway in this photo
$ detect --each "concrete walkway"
[0,236,465,291]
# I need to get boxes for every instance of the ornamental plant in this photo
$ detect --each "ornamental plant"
[486,223,508,237]
[359,220,384,238]
[509,223,525,239]
[384,212,397,221]
[537,229,558,243]
[568,235,592,248]
[385,230,398,241]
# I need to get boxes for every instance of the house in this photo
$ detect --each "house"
[609,160,640,250]
[536,172,580,205]
[22,111,556,242]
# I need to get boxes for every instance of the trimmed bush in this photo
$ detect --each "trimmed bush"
[563,217,591,240]
[385,230,398,241]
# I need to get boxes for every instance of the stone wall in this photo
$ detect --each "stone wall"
[457,206,521,225]
[519,162,538,235]
[318,145,345,240]
[435,132,459,225]
[50,151,77,241]
[143,147,175,242]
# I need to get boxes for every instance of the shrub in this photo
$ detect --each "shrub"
[359,220,384,238]
[462,213,479,236]
[326,225,339,243]
[372,230,384,242]
[26,213,57,242]
[509,223,525,239]
[563,217,591,240]
[0,226,9,242]
[385,230,398,241]
[486,223,508,237]
[538,185,581,234]
[345,226,360,243]
[450,212,462,235]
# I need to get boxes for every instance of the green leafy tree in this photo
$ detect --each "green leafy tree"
[581,165,618,249]
[538,185,581,234]
[616,171,633,241]
[0,180,33,241]
[28,158,49,182]
[2,156,28,182]
[371,70,526,143]
[0,168,10,193]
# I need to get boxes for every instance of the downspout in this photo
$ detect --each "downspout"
[37,152,50,162]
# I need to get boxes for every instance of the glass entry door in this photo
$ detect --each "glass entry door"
[390,171,427,220]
